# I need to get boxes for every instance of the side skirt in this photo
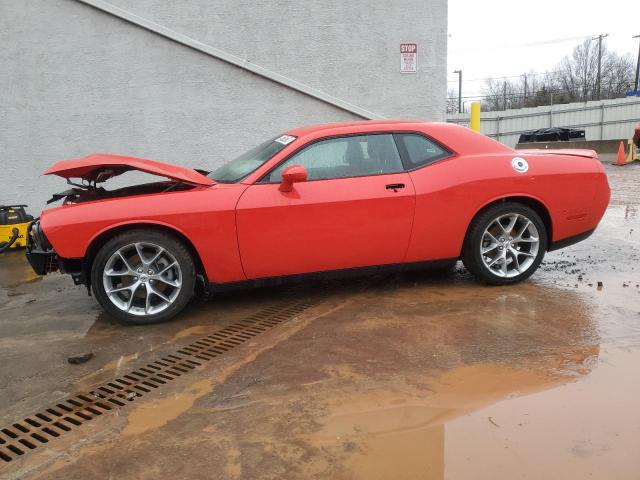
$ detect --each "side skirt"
[207,258,459,293]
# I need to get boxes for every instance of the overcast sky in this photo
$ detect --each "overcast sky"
[447,0,639,101]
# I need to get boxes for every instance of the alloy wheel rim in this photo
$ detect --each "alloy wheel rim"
[102,242,182,316]
[480,213,540,278]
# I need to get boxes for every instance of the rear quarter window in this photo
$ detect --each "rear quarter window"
[396,133,452,169]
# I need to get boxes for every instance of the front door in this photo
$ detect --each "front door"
[235,133,416,279]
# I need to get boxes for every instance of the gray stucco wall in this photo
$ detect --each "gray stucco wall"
[0,0,447,211]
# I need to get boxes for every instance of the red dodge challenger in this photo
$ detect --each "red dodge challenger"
[26,121,610,324]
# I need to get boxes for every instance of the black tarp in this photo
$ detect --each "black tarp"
[518,127,586,143]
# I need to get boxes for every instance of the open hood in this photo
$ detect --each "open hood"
[44,154,215,186]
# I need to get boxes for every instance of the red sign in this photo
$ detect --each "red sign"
[400,43,417,73]
[400,43,417,54]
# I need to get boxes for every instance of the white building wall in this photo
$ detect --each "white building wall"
[0,0,447,210]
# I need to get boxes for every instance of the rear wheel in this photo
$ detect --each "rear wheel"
[91,230,196,324]
[462,202,547,285]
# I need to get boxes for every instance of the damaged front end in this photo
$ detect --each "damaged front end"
[25,220,58,275]
[26,153,215,289]
[26,221,88,288]
[43,153,214,206]
[46,178,198,206]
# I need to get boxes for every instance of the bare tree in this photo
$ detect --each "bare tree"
[601,52,635,97]
[481,78,521,111]
[555,39,598,101]
[446,87,459,114]
[552,40,634,101]
[479,39,635,111]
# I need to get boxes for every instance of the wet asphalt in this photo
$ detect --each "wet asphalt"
[0,163,639,479]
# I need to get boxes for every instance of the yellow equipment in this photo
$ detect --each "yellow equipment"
[0,205,33,252]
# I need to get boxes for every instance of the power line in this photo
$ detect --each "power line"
[447,67,630,84]
[447,80,634,101]
[447,34,635,85]
[447,77,634,102]
[447,70,588,84]
[448,33,628,52]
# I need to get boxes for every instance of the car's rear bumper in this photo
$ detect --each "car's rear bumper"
[548,228,595,251]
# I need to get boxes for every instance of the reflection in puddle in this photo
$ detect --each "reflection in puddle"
[295,279,602,480]
[444,347,640,480]
[312,354,598,480]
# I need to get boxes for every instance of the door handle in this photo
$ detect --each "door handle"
[385,183,405,192]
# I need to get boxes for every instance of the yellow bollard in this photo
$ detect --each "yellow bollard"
[628,139,640,163]
[470,102,481,132]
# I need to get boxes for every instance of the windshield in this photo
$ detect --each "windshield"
[208,135,296,183]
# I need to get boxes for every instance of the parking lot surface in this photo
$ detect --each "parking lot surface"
[1,163,639,479]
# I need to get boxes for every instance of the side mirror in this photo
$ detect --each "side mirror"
[279,165,308,192]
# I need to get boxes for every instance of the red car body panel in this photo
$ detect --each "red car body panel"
[45,153,214,186]
[516,148,597,158]
[236,172,415,278]
[404,152,604,262]
[37,121,610,285]
[41,184,247,283]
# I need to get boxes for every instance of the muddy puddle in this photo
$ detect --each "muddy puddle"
[304,346,637,480]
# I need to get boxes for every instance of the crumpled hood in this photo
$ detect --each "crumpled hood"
[44,153,215,186]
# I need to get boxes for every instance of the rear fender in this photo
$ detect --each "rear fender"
[465,194,554,251]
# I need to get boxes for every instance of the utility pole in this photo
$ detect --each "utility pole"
[523,73,528,106]
[502,80,507,111]
[592,33,609,100]
[634,35,640,93]
[453,70,462,113]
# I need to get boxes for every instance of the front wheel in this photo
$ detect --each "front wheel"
[462,202,547,285]
[91,230,196,324]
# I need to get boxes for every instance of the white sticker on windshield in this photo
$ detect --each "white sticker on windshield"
[275,135,296,145]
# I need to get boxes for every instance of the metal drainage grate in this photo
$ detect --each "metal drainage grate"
[0,299,316,465]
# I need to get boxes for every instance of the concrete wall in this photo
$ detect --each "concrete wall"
[0,0,447,211]
[448,97,640,148]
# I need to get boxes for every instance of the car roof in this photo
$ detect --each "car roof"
[241,120,513,184]
[284,120,513,156]
[286,120,424,137]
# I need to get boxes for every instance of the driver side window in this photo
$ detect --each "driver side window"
[266,134,403,182]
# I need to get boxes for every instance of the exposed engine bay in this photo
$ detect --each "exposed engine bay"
[47,179,197,205]
[45,163,209,205]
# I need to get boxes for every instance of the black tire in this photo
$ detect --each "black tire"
[462,202,547,285]
[91,229,196,324]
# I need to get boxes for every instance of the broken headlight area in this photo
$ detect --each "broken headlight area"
[25,219,58,275]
